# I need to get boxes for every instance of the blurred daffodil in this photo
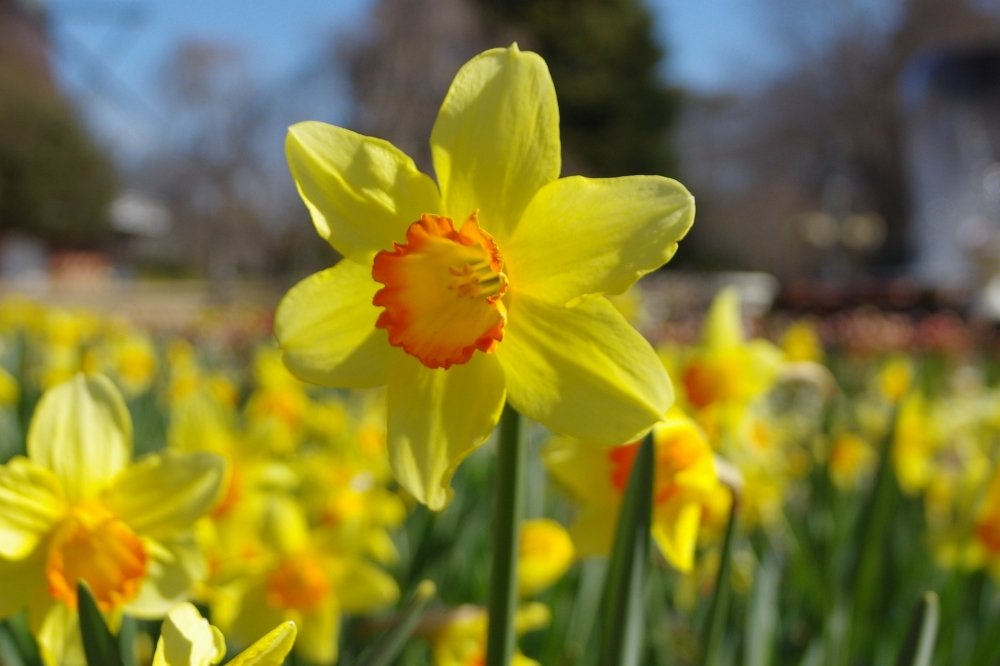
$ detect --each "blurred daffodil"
[828,432,876,491]
[677,288,784,440]
[0,374,226,666]
[431,602,550,666]
[276,44,694,510]
[518,518,574,598]
[212,497,398,665]
[781,319,824,364]
[152,602,296,666]
[545,408,719,572]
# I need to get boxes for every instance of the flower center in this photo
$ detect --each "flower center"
[372,212,508,370]
[45,504,148,611]
[266,554,330,612]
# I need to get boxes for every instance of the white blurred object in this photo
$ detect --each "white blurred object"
[110,191,172,238]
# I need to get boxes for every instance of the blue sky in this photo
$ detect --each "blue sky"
[49,0,791,158]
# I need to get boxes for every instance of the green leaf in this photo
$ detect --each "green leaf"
[968,602,1000,666]
[356,580,437,666]
[744,553,781,666]
[485,405,526,666]
[118,615,138,666]
[598,432,654,666]
[701,490,738,666]
[77,581,125,666]
[1,612,42,666]
[565,558,608,666]
[894,592,939,666]
[848,410,900,661]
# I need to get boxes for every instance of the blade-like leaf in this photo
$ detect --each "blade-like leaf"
[77,582,125,666]
[2,613,41,666]
[848,410,900,661]
[356,580,437,666]
[744,553,781,666]
[599,432,655,666]
[701,490,738,666]
[118,615,137,666]
[565,558,608,666]
[895,592,939,666]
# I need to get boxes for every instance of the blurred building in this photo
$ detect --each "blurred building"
[902,45,1000,288]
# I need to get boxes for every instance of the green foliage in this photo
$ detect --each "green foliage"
[0,68,116,247]
[477,0,680,177]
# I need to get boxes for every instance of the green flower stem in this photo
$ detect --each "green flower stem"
[486,403,526,666]
[701,489,738,666]
[599,431,655,666]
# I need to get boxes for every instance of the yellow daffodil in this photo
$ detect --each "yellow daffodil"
[212,497,398,664]
[518,518,575,598]
[431,602,550,666]
[877,355,915,405]
[275,44,694,510]
[892,393,937,495]
[0,374,226,666]
[244,347,312,456]
[676,287,784,440]
[781,319,824,364]
[152,602,296,666]
[544,409,719,572]
[107,329,159,398]
[828,432,876,491]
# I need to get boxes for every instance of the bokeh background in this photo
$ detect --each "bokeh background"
[4,0,1000,320]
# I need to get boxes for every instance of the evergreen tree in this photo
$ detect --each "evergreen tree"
[0,67,116,247]
[477,0,680,177]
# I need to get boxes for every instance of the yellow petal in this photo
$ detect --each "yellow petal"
[0,457,66,559]
[505,176,694,305]
[227,621,297,666]
[496,294,671,445]
[28,374,132,501]
[126,535,206,619]
[430,45,560,240]
[276,260,398,389]
[333,558,399,614]
[702,287,744,350]
[216,581,286,654]
[295,598,340,665]
[651,499,702,573]
[152,602,226,666]
[387,352,506,510]
[0,546,47,620]
[260,496,311,555]
[286,122,442,263]
[36,602,85,666]
[542,436,617,504]
[104,451,226,541]
[568,503,618,557]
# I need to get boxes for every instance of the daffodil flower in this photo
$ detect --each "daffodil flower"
[676,287,784,439]
[211,497,398,665]
[0,374,226,666]
[276,44,694,510]
[152,602,296,666]
[518,518,575,598]
[545,408,719,572]
[430,602,550,666]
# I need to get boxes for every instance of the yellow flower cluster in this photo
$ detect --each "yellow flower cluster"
[0,298,407,666]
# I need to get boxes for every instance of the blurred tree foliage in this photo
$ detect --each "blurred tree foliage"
[476,0,680,177]
[0,67,115,247]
